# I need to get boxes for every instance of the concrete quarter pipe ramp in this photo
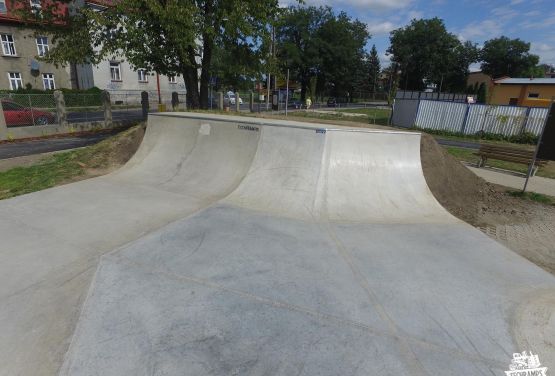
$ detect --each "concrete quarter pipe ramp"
[1,113,554,376]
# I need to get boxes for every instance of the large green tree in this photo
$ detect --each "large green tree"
[18,0,279,109]
[480,37,539,79]
[275,5,369,101]
[368,45,381,97]
[387,18,478,92]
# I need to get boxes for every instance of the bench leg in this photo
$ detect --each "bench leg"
[531,165,538,177]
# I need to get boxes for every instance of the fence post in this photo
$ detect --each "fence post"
[235,92,240,112]
[141,91,149,120]
[250,92,254,113]
[102,90,112,127]
[53,90,68,127]
[218,91,224,111]
[520,107,532,134]
[461,104,471,134]
[0,104,7,140]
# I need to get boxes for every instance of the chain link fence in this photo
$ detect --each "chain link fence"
[64,93,104,124]
[0,93,56,127]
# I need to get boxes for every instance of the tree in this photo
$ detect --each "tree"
[368,45,381,98]
[276,5,369,101]
[275,6,332,102]
[480,37,539,78]
[387,18,477,92]
[18,0,279,109]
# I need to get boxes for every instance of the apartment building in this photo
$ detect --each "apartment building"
[0,0,72,90]
[0,0,186,93]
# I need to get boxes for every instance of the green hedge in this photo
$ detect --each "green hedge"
[411,126,539,145]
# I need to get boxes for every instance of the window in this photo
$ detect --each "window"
[137,69,148,82]
[36,36,48,57]
[168,75,177,84]
[0,0,7,13]
[1,34,16,56]
[109,62,121,81]
[7,72,23,90]
[528,93,540,98]
[42,73,55,90]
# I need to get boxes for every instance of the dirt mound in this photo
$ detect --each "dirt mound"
[420,133,555,227]
[77,124,145,176]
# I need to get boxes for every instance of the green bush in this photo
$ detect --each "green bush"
[410,126,538,145]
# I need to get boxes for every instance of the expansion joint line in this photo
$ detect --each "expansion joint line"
[324,222,428,376]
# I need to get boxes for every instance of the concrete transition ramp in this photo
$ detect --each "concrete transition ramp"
[1,113,554,376]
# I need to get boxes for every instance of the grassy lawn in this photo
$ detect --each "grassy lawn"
[283,110,370,124]
[445,146,555,179]
[0,125,141,200]
[288,109,391,125]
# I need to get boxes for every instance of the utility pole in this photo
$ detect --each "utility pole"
[285,69,289,116]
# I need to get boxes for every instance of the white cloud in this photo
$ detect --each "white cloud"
[519,11,555,29]
[531,42,555,65]
[491,7,518,21]
[457,19,503,41]
[367,21,398,35]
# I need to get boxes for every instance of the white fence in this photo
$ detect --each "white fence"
[393,99,549,136]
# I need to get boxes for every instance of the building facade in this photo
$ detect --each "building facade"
[0,2,72,90]
[73,58,186,93]
[490,78,555,108]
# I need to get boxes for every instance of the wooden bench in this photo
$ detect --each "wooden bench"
[474,144,546,176]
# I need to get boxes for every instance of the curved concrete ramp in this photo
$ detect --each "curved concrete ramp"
[55,114,554,376]
[0,115,260,376]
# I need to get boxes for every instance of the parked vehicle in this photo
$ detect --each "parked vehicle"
[327,97,337,107]
[224,93,243,106]
[1,99,55,126]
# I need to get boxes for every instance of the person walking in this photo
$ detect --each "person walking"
[305,97,312,110]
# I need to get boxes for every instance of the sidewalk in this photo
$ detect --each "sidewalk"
[467,165,555,196]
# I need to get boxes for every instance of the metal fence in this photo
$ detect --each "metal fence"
[65,93,104,124]
[0,93,57,127]
[396,90,468,102]
[392,98,549,136]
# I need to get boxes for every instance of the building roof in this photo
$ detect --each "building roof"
[494,78,555,85]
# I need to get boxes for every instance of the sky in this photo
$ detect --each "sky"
[281,0,555,71]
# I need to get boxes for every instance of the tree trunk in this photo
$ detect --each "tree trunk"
[199,39,213,110]
[183,67,200,109]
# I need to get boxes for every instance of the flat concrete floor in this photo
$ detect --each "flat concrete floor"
[1,113,554,376]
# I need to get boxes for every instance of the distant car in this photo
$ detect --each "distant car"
[327,97,337,107]
[291,100,303,109]
[224,93,243,106]
[1,99,55,126]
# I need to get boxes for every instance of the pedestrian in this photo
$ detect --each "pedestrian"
[305,97,312,110]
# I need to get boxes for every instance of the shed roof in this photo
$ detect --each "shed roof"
[494,78,555,85]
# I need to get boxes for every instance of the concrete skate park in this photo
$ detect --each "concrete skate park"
[0,113,553,376]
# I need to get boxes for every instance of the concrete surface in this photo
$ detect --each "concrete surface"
[467,165,555,196]
[1,113,554,376]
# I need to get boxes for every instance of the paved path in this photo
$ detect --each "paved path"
[0,128,127,160]
[467,165,555,196]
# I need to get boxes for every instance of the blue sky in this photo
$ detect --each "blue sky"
[282,0,555,70]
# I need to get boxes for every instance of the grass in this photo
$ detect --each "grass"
[445,146,555,179]
[0,125,141,200]
[335,107,391,125]
[283,108,391,125]
[508,190,555,205]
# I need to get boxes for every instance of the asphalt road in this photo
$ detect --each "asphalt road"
[0,128,127,160]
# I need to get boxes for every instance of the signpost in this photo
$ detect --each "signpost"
[522,100,555,192]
